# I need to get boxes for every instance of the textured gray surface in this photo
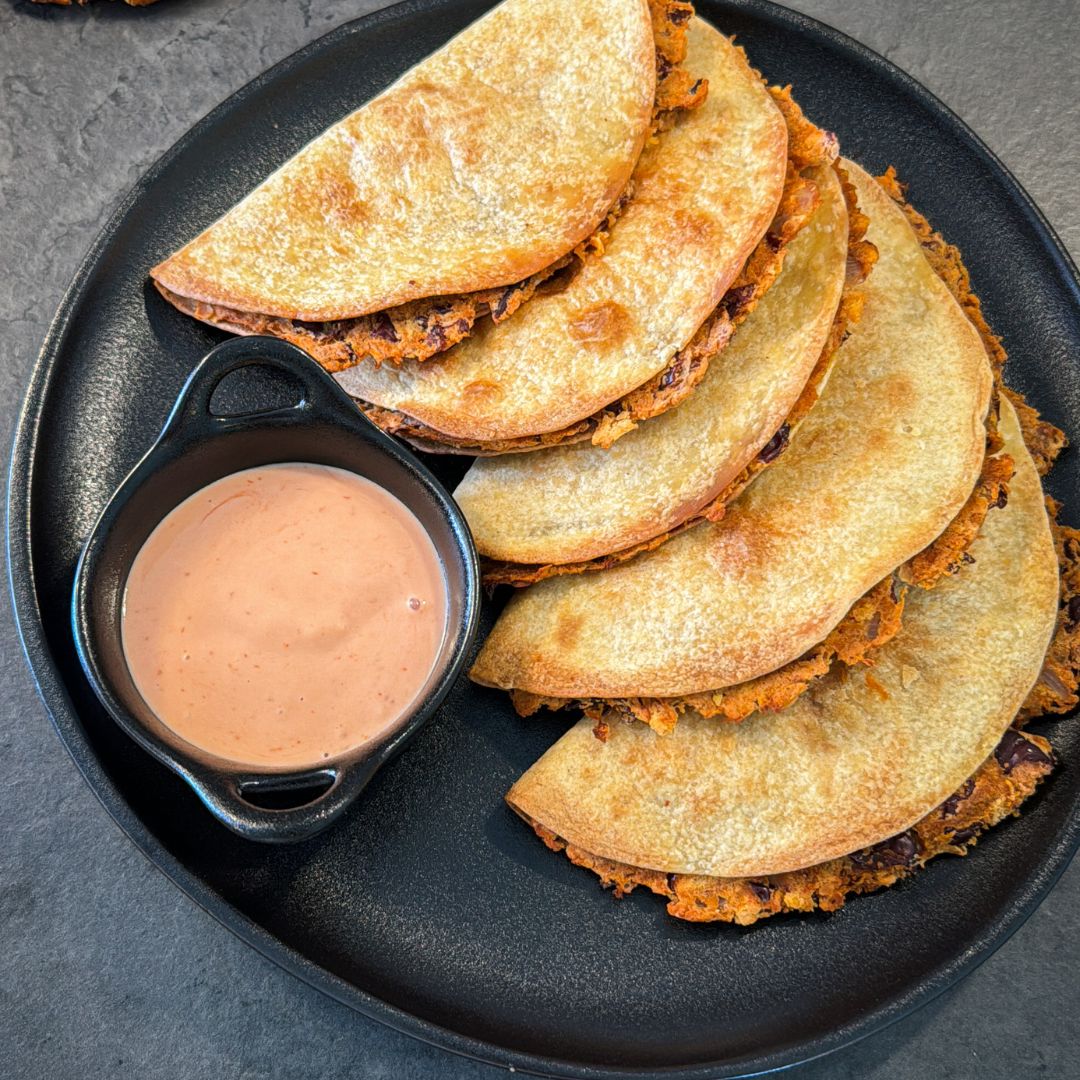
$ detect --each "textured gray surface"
[1,0,1078,1077]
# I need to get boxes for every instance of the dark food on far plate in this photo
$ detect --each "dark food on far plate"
[33,0,158,6]
[152,0,705,370]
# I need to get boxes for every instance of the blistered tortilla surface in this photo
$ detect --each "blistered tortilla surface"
[336,19,787,440]
[471,160,992,697]
[507,398,1058,876]
[152,0,656,321]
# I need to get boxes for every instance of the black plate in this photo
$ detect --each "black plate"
[8,1,1080,1076]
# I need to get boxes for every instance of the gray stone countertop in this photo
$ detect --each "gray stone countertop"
[2,1,1078,1077]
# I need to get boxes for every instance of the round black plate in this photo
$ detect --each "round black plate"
[8,2,1080,1077]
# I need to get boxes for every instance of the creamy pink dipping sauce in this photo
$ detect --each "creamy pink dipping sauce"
[121,463,448,769]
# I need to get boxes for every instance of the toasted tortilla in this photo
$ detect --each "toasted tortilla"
[335,20,792,443]
[354,88,838,457]
[540,443,1013,735]
[154,3,711,373]
[506,168,1021,727]
[152,0,661,326]
[529,725,1056,924]
[357,135,832,455]
[471,160,993,700]
[456,163,855,569]
[507,397,1060,881]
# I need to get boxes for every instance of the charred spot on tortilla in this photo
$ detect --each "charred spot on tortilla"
[461,380,505,406]
[567,302,632,347]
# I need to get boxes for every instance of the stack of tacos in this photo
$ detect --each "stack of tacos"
[152,0,1078,925]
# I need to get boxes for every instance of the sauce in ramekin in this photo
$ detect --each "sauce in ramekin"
[121,463,447,768]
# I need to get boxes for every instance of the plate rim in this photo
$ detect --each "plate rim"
[7,1,1080,1076]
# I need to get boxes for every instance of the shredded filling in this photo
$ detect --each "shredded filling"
[518,515,1080,924]
[156,0,707,370]
[509,173,1031,734]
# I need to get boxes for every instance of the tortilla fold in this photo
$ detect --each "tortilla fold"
[151,0,671,339]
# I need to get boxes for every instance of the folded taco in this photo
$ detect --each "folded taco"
[152,0,704,368]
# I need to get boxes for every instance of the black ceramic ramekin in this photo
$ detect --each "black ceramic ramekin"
[72,336,480,843]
